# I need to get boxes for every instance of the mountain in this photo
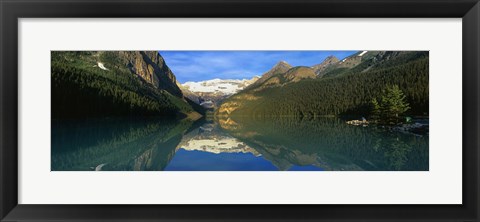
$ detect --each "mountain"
[242,62,317,93]
[312,55,339,77]
[51,51,204,119]
[180,77,259,109]
[244,61,292,90]
[255,66,316,89]
[116,51,183,97]
[283,66,316,82]
[217,51,429,117]
[318,51,423,78]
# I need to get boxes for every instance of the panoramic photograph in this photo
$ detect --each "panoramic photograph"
[51,50,429,171]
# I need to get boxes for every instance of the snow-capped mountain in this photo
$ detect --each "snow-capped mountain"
[180,76,259,108]
[183,77,259,94]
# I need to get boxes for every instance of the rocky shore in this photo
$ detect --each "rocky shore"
[346,118,429,135]
[346,119,369,126]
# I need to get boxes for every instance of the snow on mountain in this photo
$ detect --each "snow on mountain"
[182,77,259,95]
[181,76,260,108]
[358,51,368,56]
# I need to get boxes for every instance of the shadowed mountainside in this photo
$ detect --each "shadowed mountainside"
[51,51,204,119]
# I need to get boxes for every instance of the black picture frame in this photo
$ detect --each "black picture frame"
[1,0,479,221]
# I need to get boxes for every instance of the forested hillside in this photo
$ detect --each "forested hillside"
[217,51,428,117]
[51,51,204,119]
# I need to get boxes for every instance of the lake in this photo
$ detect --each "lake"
[51,116,429,171]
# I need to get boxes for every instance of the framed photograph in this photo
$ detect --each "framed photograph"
[1,0,479,221]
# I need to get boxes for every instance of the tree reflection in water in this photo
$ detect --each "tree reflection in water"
[51,116,428,171]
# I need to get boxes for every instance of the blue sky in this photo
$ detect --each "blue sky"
[160,51,358,83]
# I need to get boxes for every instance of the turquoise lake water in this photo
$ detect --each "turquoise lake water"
[51,117,428,171]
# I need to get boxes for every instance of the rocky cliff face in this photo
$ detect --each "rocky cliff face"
[116,51,183,97]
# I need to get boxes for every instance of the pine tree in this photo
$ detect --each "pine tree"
[372,85,411,124]
[371,98,381,121]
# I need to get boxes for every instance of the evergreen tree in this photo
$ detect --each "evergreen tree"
[371,98,381,120]
[372,85,411,124]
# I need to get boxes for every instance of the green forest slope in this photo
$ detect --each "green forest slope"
[52,51,204,119]
[218,51,428,117]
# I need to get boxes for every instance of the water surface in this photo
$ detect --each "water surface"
[51,117,428,171]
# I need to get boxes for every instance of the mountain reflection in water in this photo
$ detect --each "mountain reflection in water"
[51,117,428,171]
